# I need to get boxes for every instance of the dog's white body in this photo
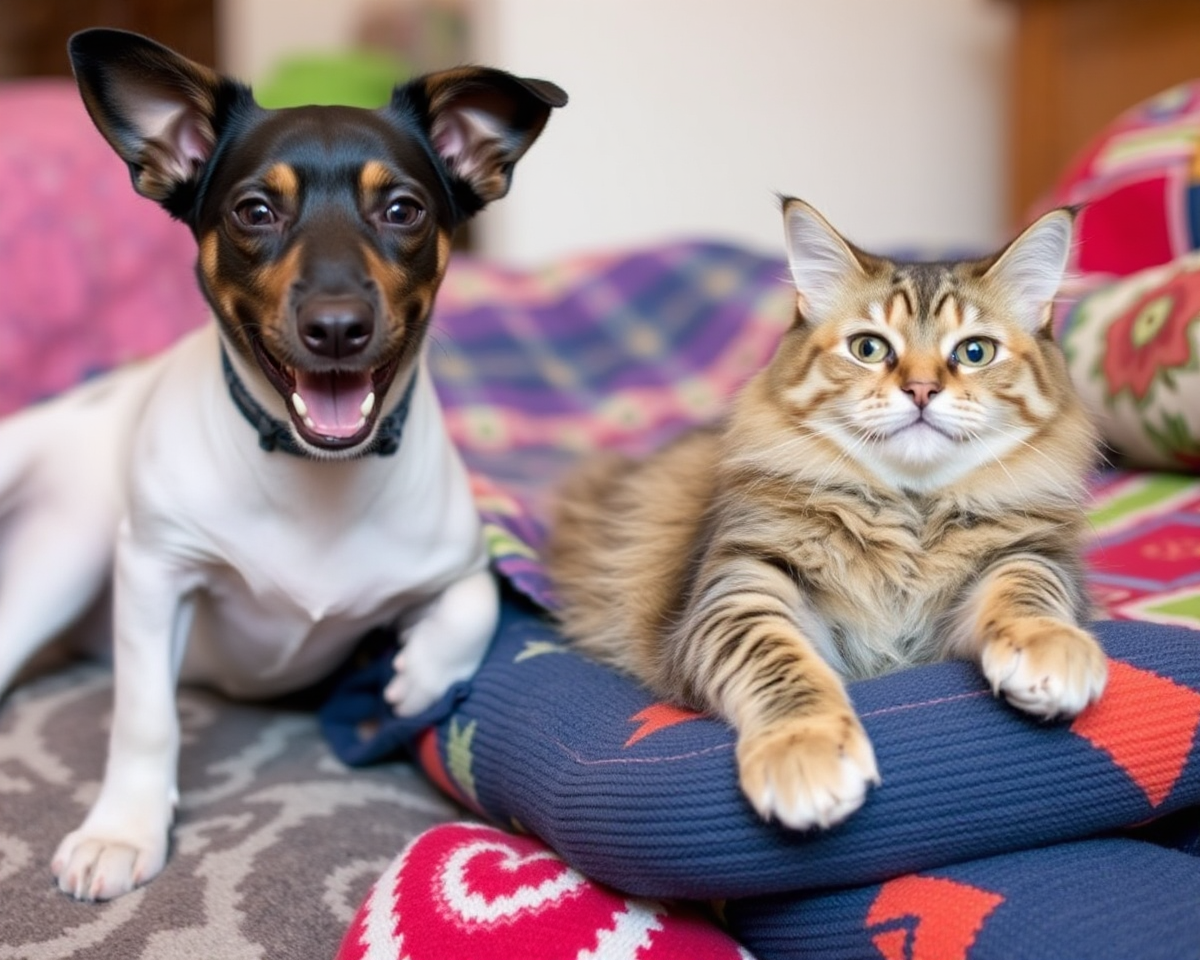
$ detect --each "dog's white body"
[0,322,497,899]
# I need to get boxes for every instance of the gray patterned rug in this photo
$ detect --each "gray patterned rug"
[0,661,463,959]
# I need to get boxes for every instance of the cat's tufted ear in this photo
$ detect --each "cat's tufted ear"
[69,28,253,218]
[401,67,567,219]
[983,208,1074,333]
[781,198,870,322]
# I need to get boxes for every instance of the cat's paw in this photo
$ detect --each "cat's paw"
[981,616,1107,720]
[52,827,168,901]
[737,712,880,831]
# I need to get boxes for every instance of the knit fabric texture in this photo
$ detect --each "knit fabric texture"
[726,838,1200,960]
[334,822,754,960]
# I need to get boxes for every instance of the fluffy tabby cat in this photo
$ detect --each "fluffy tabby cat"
[545,199,1106,832]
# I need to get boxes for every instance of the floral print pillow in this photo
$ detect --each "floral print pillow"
[1063,251,1200,470]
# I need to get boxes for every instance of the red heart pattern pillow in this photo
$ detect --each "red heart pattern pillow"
[336,823,752,959]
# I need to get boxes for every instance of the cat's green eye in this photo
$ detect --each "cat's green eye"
[848,334,892,364]
[952,338,997,368]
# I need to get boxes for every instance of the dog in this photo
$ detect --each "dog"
[0,28,565,901]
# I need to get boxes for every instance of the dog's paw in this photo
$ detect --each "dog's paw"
[737,712,879,831]
[52,828,168,901]
[384,651,446,717]
[981,616,1107,720]
[384,570,497,718]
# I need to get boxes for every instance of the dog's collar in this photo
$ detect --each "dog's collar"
[220,346,416,458]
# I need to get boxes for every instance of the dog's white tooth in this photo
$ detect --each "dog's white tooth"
[355,417,366,429]
[304,416,315,428]
[360,392,376,418]
[292,393,308,417]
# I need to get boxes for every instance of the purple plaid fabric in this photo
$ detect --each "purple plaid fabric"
[427,241,795,604]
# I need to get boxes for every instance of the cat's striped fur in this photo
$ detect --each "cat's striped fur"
[545,200,1106,831]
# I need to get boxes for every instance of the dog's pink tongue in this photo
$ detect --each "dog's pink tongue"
[294,370,373,438]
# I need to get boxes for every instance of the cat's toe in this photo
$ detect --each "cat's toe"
[738,712,879,831]
[982,617,1107,720]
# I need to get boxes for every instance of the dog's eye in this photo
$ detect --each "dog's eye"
[382,198,424,227]
[234,200,278,229]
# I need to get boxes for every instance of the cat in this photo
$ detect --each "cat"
[544,198,1106,832]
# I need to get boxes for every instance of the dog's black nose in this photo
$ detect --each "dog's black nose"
[297,296,375,359]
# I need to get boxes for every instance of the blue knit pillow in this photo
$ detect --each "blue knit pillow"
[726,837,1200,960]
[320,596,1200,901]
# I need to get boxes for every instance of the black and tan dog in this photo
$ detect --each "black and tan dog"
[0,28,564,900]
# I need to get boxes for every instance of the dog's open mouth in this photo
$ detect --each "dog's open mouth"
[251,339,401,450]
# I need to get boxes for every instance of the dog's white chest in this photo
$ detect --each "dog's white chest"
[175,473,484,696]
[181,558,419,696]
[126,327,489,698]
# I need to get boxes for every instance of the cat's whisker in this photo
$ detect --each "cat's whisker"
[985,432,1092,526]
[1000,431,1075,477]
[731,431,830,495]
[962,427,1033,520]
[800,427,873,510]
[963,425,1090,528]
[986,424,1089,501]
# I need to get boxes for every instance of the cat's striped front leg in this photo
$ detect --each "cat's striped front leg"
[951,554,1106,719]
[681,557,879,830]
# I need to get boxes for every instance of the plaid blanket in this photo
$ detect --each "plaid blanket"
[428,240,795,605]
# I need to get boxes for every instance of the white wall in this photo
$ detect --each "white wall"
[219,1,367,87]
[219,0,1016,265]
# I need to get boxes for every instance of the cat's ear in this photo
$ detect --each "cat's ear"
[782,198,868,321]
[983,208,1074,332]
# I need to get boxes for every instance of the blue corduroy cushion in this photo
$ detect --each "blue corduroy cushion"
[320,595,1200,903]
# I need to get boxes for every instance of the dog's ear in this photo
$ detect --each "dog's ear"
[68,28,252,214]
[399,67,567,216]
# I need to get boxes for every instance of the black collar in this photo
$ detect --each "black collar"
[220,346,416,458]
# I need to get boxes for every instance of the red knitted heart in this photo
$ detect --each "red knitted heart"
[336,823,751,960]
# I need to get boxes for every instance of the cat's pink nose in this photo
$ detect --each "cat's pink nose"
[903,381,940,408]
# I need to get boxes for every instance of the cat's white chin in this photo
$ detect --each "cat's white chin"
[862,421,969,491]
[884,420,955,465]
[864,420,1032,493]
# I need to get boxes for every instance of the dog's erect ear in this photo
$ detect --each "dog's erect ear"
[401,67,567,215]
[68,29,251,213]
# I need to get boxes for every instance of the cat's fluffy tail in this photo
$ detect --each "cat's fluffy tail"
[544,449,639,643]
[544,429,721,691]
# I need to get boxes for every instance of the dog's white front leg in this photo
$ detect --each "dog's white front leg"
[385,568,499,717]
[52,521,194,901]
